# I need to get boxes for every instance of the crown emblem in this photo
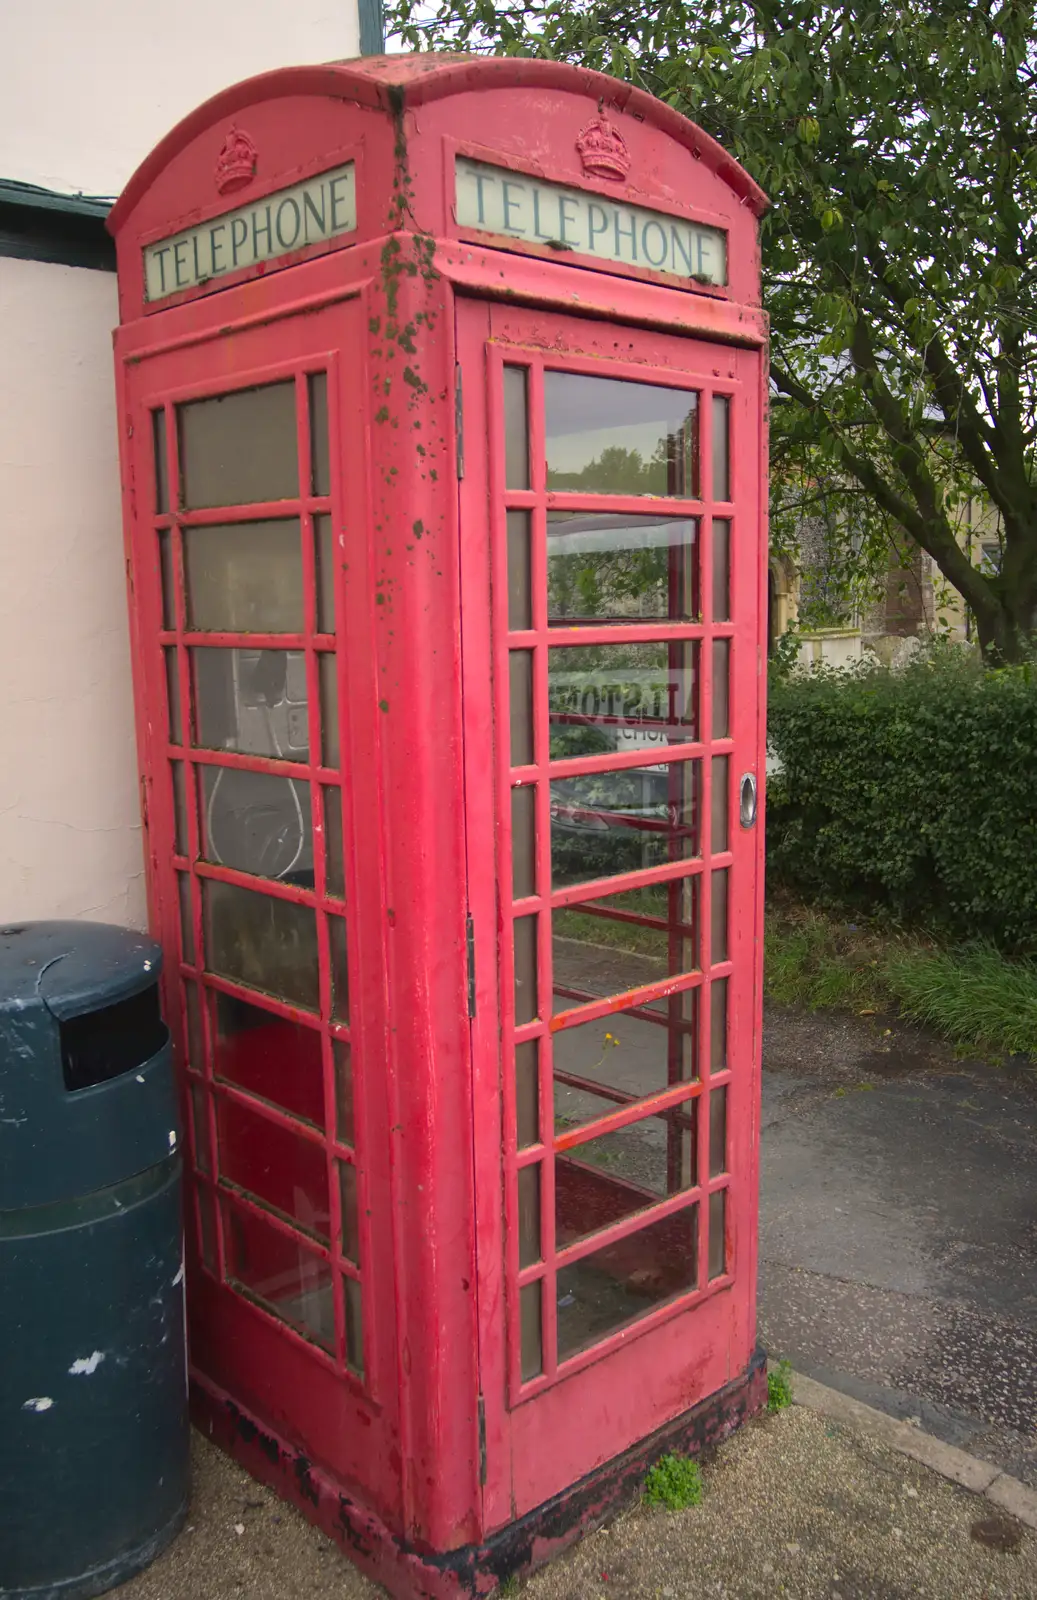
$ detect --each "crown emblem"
[575,114,631,182]
[214,127,258,196]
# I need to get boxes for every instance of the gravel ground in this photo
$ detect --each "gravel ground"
[115,1409,1037,1600]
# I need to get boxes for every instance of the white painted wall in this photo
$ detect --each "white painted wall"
[0,1,360,198]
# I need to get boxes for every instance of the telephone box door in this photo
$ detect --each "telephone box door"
[459,300,765,1522]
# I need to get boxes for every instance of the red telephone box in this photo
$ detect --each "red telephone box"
[108,54,769,1597]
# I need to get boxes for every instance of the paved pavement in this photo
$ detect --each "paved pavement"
[759,1004,1037,1488]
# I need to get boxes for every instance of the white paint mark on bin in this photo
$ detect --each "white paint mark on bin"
[23,1397,54,1412]
[172,1262,185,1287]
[69,1351,106,1376]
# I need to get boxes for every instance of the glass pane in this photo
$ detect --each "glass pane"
[516,1039,539,1148]
[184,520,303,633]
[712,519,731,622]
[319,652,339,768]
[152,409,168,513]
[507,510,532,630]
[548,641,697,759]
[711,869,729,964]
[218,1096,329,1240]
[711,755,729,854]
[545,373,698,498]
[309,373,330,497]
[710,977,728,1071]
[171,761,188,855]
[556,1100,696,1247]
[513,914,538,1025]
[550,759,699,887]
[178,872,195,964]
[547,514,698,624]
[193,648,309,760]
[190,1083,211,1174]
[203,878,318,1010]
[324,785,344,898]
[165,648,182,745]
[334,1040,354,1146]
[184,980,204,1071]
[712,638,730,738]
[315,515,335,633]
[520,1280,543,1381]
[339,1161,360,1264]
[329,914,349,1022]
[509,651,534,767]
[709,1086,727,1177]
[345,1276,364,1375]
[518,1164,541,1267]
[553,877,699,1010]
[194,1183,217,1272]
[159,530,176,630]
[179,381,298,509]
[552,996,697,1128]
[709,1188,727,1279]
[200,767,311,884]
[511,784,536,899]
[212,989,325,1127]
[503,366,529,491]
[556,1203,698,1361]
[225,1204,334,1351]
[712,395,730,501]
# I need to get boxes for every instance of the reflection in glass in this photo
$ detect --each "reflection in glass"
[547,514,698,623]
[548,641,697,760]
[200,767,311,883]
[712,638,730,738]
[504,366,530,490]
[159,530,176,629]
[709,1086,727,1176]
[225,1203,334,1351]
[711,755,729,854]
[315,515,336,633]
[711,868,729,963]
[329,914,349,1022]
[514,915,538,1024]
[550,759,699,886]
[166,649,182,745]
[190,1083,211,1173]
[709,1188,727,1279]
[203,878,318,1010]
[552,1000,696,1128]
[324,785,344,897]
[309,373,330,497]
[516,1039,539,1147]
[345,1276,364,1375]
[320,652,340,768]
[552,877,698,1009]
[518,1164,541,1267]
[179,381,298,509]
[507,510,532,631]
[545,373,698,498]
[184,980,204,1071]
[195,1184,217,1272]
[555,1099,695,1248]
[556,1203,698,1360]
[212,989,325,1126]
[339,1161,360,1263]
[712,395,730,501]
[152,409,168,514]
[193,648,309,760]
[218,1095,329,1239]
[511,783,536,899]
[171,761,188,855]
[334,1040,354,1146]
[710,977,728,1071]
[510,651,534,767]
[520,1281,543,1381]
[184,520,303,633]
[712,519,731,622]
[178,872,195,965]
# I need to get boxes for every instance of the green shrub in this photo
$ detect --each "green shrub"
[643,1453,704,1510]
[768,1359,794,1413]
[767,654,1037,953]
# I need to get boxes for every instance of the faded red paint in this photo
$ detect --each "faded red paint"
[108,52,769,1599]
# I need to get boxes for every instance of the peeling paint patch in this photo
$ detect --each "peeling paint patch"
[23,1397,54,1412]
[143,959,153,971]
[168,1130,177,1149]
[69,1351,105,1376]
[136,1074,145,1083]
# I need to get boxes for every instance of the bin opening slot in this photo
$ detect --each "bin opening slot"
[60,984,169,1091]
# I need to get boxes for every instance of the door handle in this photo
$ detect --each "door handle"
[739,772,758,829]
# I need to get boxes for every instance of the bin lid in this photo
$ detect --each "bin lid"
[0,921,161,1020]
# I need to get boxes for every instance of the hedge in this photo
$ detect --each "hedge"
[766,654,1037,954]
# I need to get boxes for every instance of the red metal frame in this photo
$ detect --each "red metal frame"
[109,52,767,1595]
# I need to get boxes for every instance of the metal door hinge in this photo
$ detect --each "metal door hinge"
[455,364,465,480]
[477,1394,487,1485]
[466,914,476,1017]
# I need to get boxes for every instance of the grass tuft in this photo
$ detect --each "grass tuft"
[767,1359,794,1413]
[643,1453,704,1511]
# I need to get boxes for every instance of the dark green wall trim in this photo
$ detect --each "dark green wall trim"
[0,181,115,271]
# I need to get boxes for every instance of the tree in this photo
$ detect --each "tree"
[389,0,1037,660]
